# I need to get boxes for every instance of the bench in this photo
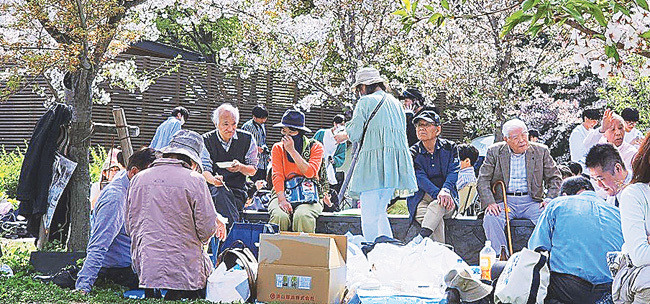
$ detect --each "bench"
[242,211,535,265]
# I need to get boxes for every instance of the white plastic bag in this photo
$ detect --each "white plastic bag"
[494,248,549,304]
[205,263,250,303]
[367,238,468,296]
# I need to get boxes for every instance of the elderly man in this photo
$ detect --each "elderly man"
[528,176,623,303]
[569,109,600,169]
[407,110,459,244]
[583,109,638,171]
[585,143,632,207]
[478,119,562,252]
[202,103,258,225]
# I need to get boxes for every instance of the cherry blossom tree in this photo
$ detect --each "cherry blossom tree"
[0,0,174,250]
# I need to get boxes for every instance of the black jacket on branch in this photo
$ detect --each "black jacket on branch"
[17,103,72,234]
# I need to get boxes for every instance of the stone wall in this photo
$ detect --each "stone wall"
[243,212,534,265]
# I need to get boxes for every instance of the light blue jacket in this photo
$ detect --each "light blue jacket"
[346,90,417,198]
[150,117,182,150]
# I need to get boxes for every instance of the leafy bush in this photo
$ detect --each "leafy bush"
[90,145,109,183]
[0,146,24,200]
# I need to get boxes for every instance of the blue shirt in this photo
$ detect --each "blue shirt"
[150,117,182,150]
[76,171,132,292]
[528,191,624,284]
[406,139,460,221]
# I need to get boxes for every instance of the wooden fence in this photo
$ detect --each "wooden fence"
[0,55,463,152]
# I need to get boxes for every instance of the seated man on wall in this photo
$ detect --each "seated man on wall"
[75,148,158,294]
[478,118,562,253]
[528,176,623,303]
[407,110,459,244]
[202,103,259,225]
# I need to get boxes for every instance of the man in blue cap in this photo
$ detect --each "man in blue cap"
[407,110,460,244]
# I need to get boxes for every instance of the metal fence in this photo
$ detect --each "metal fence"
[0,55,463,152]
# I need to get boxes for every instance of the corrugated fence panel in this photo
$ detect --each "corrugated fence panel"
[1,54,463,152]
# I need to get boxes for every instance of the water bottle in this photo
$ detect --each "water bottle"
[480,241,496,280]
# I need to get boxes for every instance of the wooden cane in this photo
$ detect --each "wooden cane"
[492,181,514,254]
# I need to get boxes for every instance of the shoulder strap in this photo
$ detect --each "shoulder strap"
[359,93,388,149]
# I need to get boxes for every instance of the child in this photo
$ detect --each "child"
[457,144,479,191]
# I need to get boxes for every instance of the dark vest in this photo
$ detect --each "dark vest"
[203,129,252,190]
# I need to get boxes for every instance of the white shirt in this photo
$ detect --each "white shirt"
[322,129,339,184]
[583,129,639,171]
[619,182,650,266]
[624,128,644,145]
[569,124,590,167]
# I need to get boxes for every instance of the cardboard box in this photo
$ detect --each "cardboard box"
[257,232,347,304]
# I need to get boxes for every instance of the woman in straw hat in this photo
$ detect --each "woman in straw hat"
[341,67,417,242]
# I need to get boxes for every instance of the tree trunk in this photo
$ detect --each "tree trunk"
[65,68,94,252]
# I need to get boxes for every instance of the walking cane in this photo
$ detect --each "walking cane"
[492,180,513,254]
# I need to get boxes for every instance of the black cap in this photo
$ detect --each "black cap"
[398,88,424,101]
[413,110,441,125]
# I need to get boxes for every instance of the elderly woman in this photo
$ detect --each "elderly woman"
[617,133,650,303]
[126,130,226,300]
[268,109,324,233]
[341,67,418,242]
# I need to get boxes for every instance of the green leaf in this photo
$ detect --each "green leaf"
[403,0,412,12]
[522,0,535,11]
[441,0,450,10]
[424,4,435,11]
[562,5,585,24]
[412,0,419,13]
[529,23,544,36]
[605,45,620,62]
[502,10,525,37]
[637,0,649,11]
[612,1,630,15]
[428,13,445,26]
[591,7,607,27]
[641,30,650,39]
[392,9,408,17]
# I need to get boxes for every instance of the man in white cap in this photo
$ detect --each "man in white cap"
[126,129,227,300]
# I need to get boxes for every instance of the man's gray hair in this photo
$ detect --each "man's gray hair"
[212,103,240,126]
[502,119,528,138]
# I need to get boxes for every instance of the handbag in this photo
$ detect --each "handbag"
[494,248,550,304]
[284,176,319,208]
[214,222,279,260]
[206,240,258,303]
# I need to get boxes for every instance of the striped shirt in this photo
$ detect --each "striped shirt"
[508,152,528,193]
[241,119,269,169]
[456,166,477,191]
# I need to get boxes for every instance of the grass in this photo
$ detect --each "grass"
[0,239,218,304]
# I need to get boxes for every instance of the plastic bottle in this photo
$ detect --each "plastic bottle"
[499,245,509,261]
[480,241,497,280]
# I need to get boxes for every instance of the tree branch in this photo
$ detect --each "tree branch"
[563,19,650,58]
